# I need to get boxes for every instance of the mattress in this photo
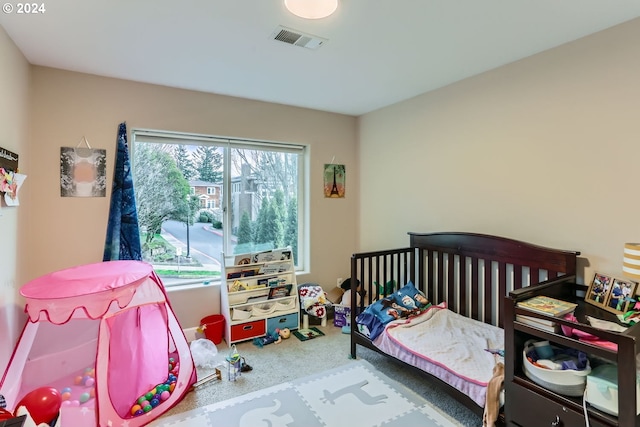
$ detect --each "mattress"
[371,305,503,407]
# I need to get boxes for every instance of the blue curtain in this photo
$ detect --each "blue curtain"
[103,122,142,261]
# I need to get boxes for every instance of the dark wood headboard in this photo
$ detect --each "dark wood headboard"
[350,232,579,328]
[409,232,580,327]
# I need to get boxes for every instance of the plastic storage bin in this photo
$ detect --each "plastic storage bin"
[586,364,640,416]
[200,314,225,344]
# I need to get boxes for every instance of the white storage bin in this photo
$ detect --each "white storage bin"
[523,340,591,396]
[251,302,276,316]
[274,298,296,311]
[586,364,640,416]
[232,308,252,320]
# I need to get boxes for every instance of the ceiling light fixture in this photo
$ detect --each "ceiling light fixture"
[284,0,338,19]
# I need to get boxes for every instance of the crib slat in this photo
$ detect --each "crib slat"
[470,256,479,321]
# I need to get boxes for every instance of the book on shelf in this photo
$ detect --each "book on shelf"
[231,247,292,266]
[516,295,577,317]
[258,260,292,275]
[268,284,293,299]
[233,254,253,265]
[515,314,561,333]
[253,248,292,263]
[246,295,269,303]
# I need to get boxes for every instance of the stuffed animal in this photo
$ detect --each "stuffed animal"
[340,278,365,307]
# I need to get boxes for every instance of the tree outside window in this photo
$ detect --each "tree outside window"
[132,130,305,287]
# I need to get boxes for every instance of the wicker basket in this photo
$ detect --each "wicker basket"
[523,340,591,396]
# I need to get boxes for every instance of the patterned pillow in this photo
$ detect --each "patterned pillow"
[393,281,430,310]
[356,281,432,341]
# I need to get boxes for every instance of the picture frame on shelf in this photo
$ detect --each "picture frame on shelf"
[604,277,638,314]
[585,272,613,308]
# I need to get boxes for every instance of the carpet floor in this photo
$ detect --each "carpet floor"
[153,322,481,426]
[150,359,459,427]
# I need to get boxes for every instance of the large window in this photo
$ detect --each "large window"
[131,129,306,287]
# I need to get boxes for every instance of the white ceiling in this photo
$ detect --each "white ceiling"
[2,1,640,116]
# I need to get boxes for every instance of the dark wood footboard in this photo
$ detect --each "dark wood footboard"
[349,232,579,418]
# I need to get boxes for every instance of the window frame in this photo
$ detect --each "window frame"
[131,128,308,287]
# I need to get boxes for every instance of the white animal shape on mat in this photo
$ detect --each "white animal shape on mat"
[239,399,293,427]
[321,380,388,405]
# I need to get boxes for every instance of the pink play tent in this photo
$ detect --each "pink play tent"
[0,260,196,426]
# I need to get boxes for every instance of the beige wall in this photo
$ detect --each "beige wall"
[21,68,358,329]
[358,18,640,285]
[0,27,30,369]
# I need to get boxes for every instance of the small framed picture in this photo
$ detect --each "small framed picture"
[604,278,638,314]
[585,272,613,308]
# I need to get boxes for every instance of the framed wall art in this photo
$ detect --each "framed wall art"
[323,164,345,198]
[60,138,107,198]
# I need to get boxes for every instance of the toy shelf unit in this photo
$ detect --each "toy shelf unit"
[504,276,640,427]
[221,248,300,345]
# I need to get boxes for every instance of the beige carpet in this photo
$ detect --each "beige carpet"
[156,323,480,426]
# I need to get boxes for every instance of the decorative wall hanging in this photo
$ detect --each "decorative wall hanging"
[0,146,26,207]
[323,163,345,198]
[103,122,142,261]
[60,137,107,197]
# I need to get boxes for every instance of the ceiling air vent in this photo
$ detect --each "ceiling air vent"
[271,26,327,50]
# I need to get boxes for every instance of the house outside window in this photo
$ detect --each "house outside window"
[131,129,306,287]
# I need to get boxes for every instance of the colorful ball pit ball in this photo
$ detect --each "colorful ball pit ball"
[79,393,91,404]
[160,391,170,401]
[130,405,141,416]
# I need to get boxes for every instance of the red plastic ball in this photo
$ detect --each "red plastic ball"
[0,408,15,421]
[16,387,62,425]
